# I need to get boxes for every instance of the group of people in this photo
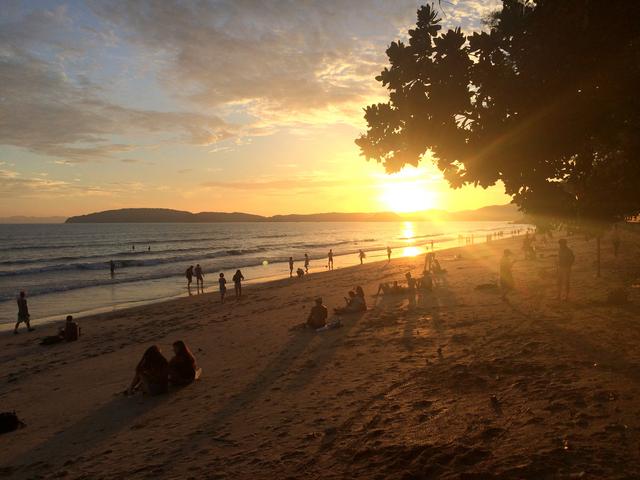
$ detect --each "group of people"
[127,340,200,396]
[305,285,367,330]
[500,237,576,301]
[184,266,245,302]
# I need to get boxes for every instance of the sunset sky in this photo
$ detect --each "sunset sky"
[0,0,510,217]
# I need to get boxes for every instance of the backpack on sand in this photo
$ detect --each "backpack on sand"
[0,411,25,434]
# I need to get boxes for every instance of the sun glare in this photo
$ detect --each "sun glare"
[378,168,437,213]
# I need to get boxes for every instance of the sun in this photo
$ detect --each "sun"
[378,169,437,213]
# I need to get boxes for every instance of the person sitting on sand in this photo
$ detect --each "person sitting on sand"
[307,298,328,329]
[232,269,244,299]
[376,282,392,296]
[334,290,366,314]
[218,273,227,303]
[355,286,366,308]
[127,345,169,396]
[63,315,80,342]
[168,340,200,386]
[432,258,446,274]
[296,267,305,278]
[499,249,515,299]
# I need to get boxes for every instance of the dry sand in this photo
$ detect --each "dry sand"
[2,229,640,479]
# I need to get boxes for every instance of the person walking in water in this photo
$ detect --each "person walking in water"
[387,246,392,262]
[194,264,204,293]
[185,265,194,294]
[557,239,575,301]
[288,257,294,277]
[304,253,310,273]
[14,291,34,334]
[359,249,366,265]
[232,269,244,299]
[218,273,227,303]
[109,260,115,276]
[328,249,334,270]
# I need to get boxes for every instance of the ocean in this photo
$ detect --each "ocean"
[0,221,526,326]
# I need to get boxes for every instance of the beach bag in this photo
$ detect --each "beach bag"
[0,412,24,434]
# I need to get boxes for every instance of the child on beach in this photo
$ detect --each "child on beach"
[127,345,169,396]
[218,273,227,303]
[327,249,334,270]
[168,340,200,386]
[232,269,244,299]
[14,291,34,334]
[289,257,294,277]
[307,297,328,329]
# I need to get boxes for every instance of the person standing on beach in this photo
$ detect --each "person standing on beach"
[557,239,575,301]
[328,249,334,270]
[499,249,515,300]
[612,226,621,257]
[359,249,366,265]
[185,265,194,294]
[194,264,204,293]
[218,273,227,303]
[232,269,244,299]
[110,260,115,276]
[304,253,310,273]
[387,246,392,262]
[289,257,294,277]
[14,291,34,334]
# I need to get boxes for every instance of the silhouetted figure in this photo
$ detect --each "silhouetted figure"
[109,260,115,276]
[63,315,80,342]
[307,297,328,329]
[127,345,168,396]
[132,244,135,251]
[387,246,392,262]
[185,265,194,294]
[499,249,515,300]
[612,226,621,257]
[169,340,199,386]
[14,291,34,334]
[148,246,151,251]
[296,267,305,278]
[304,253,310,273]
[328,249,334,270]
[557,239,575,301]
[417,271,433,292]
[359,249,366,265]
[195,264,204,293]
[288,257,294,277]
[218,273,227,303]
[233,269,244,299]
[405,272,417,307]
[424,252,434,272]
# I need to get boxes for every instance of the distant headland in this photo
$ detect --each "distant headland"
[64,204,521,223]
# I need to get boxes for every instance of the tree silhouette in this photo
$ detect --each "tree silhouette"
[357,1,640,232]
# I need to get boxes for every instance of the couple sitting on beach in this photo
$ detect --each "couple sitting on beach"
[126,340,201,396]
[376,271,433,297]
[307,285,366,331]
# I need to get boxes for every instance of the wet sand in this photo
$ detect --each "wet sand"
[2,229,640,479]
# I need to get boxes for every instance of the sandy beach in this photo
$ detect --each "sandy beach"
[2,229,640,479]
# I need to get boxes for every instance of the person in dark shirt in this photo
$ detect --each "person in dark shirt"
[168,340,199,386]
[63,315,80,342]
[185,265,194,294]
[232,269,245,299]
[307,298,328,329]
[14,291,34,334]
[557,239,575,301]
[127,345,169,396]
[304,253,310,273]
[218,273,227,303]
[194,264,204,293]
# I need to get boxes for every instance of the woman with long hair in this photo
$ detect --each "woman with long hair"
[127,345,169,395]
[169,340,199,385]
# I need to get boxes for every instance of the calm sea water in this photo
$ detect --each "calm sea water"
[0,221,525,325]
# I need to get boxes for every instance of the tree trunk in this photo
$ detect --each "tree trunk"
[596,236,601,277]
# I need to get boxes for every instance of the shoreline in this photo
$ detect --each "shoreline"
[2,227,523,330]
